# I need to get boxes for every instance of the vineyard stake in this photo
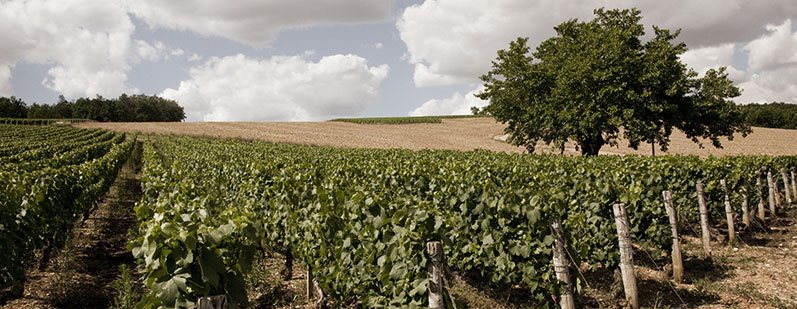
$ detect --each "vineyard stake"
[306,266,314,301]
[551,218,576,309]
[426,241,445,309]
[720,180,736,244]
[741,187,751,228]
[767,171,777,219]
[197,295,228,309]
[781,169,793,206]
[612,203,638,309]
[756,170,766,222]
[791,169,797,205]
[774,175,783,211]
[662,191,683,284]
[696,182,712,258]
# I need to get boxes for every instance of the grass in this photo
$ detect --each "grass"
[111,264,140,309]
[329,114,489,125]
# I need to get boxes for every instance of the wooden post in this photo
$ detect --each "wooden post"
[767,171,777,219]
[774,177,783,211]
[612,203,638,309]
[720,180,735,244]
[662,191,683,284]
[426,241,445,309]
[306,266,314,301]
[741,187,751,228]
[197,295,228,309]
[757,171,766,222]
[551,218,576,309]
[791,169,797,205]
[696,182,712,258]
[781,169,793,206]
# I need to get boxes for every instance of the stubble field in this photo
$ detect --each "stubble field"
[79,117,797,156]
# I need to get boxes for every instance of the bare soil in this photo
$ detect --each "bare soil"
[79,118,797,156]
[1,148,141,309]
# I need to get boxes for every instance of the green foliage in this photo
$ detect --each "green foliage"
[111,264,141,309]
[4,94,186,122]
[740,102,797,129]
[130,134,797,307]
[330,116,443,124]
[477,8,750,156]
[329,115,490,125]
[0,118,92,125]
[0,97,27,118]
[0,124,133,293]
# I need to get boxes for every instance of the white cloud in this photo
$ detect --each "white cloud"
[161,54,389,121]
[745,19,797,72]
[736,19,797,104]
[680,43,745,81]
[134,40,185,62]
[188,54,203,62]
[374,42,384,49]
[397,0,797,87]
[409,86,487,116]
[0,0,137,98]
[127,1,392,46]
[737,68,797,104]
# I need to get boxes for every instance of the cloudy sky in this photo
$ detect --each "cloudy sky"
[1,1,796,121]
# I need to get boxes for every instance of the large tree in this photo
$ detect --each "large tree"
[476,8,750,156]
[0,96,27,118]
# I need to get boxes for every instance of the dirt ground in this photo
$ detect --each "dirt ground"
[1,147,141,309]
[79,118,797,156]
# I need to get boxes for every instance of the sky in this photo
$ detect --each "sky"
[1,0,796,122]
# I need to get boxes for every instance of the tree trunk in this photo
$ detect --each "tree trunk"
[579,134,604,156]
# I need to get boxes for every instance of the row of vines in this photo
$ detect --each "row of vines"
[0,124,133,294]
[131,135,797,308]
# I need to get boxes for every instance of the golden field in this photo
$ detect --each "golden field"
[79,117,797,156]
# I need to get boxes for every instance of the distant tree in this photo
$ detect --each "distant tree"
[740,102,797,129]
[27,103,55,118]
[20,93,185,122]
[476,8,750,156]
[52,95,74,118]
[0,96,27,118]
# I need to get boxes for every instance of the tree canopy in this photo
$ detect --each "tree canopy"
[740,102,797,129]
[0,97,27,118]
[3,94,185,122]
[476,8,750,156]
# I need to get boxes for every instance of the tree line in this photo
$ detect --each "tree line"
[739,102,797,130]
[0,94,185,122]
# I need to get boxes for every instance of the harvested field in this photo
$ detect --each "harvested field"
[79,117,797,156]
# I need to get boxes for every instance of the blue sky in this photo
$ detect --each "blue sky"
[1,1,796,121]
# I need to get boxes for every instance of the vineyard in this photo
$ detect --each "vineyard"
[0,124,133,297]
[131,134,797,308]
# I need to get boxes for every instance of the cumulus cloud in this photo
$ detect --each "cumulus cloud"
[397,0,797,87]
[134,40,185,62]
[127,0,392,46]
[744,19,797,72]
[737,68,797,104]
[0,0,137,98]
[680,44,745,81]
[161,54,389,121]
[736,19,797,103]
[0,0,387,100]
[409,86,487,116]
